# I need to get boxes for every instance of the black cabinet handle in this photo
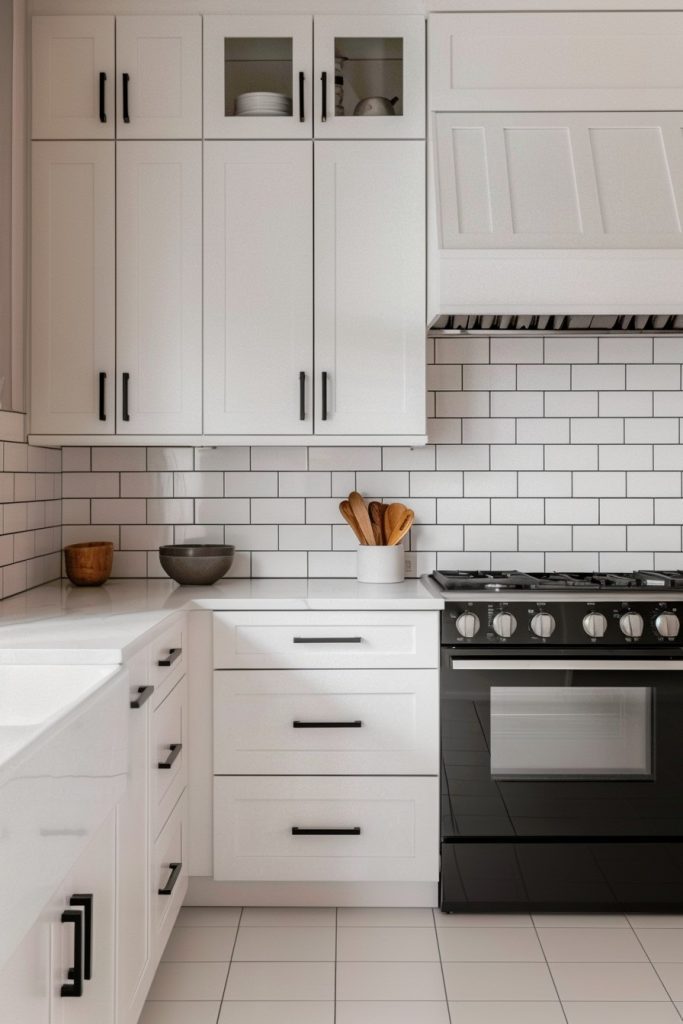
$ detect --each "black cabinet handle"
[130,685,154,710]
[321,371,329,420]
[60,908,84,997]
[293,636,362,644]
[299,71,305,122]
[292,827,361,836]
[98,371,106,421]
[99,72,107,123]
[299,371,306,421]
[70,895,93,981]
[159,862,182,896]
[158,647,181,667]
[158,742,182,770]
[321,71,327,122]
[293,720,362,728]
[122,72,130,123]
[122,372,130,421]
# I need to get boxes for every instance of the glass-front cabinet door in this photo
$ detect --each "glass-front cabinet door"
[314,15,425,139]
[204,15,312,139]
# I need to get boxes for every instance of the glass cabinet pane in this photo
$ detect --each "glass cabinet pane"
[334,37,404,119]
[224,37,294,120]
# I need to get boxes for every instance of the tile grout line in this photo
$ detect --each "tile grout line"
[625,915,683,1014]
[530,915,570,1024]
[433,907,454,1023]
[216,905,243,1016]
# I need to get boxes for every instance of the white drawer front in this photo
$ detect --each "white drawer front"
[152,676,187,838]
[149,616,186,702]
[152,789,188,949]
[213,669,439,775]
[213,776,439,882]
[213,612,439,669]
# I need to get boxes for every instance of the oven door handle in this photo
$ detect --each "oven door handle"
[449,658,677,671]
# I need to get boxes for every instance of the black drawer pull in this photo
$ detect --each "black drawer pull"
[158,743,182,770]
[158,647,181,667]
[122,371,130,421]
[321,71,327,122]
[159,862,182,895]
[299,70,305,122]
[293,636,362,644]
[70,895,93,981]
[293,720,362,729]
[122,72,130,122]
[292,827,361,836]
[321,370,329,420]
[130,685,154,710]
[99,72,107,123]
[299,370,306,420]
[60,908,84,997]
[98,371,106,421]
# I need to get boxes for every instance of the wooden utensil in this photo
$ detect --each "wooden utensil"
[368,501,385,545]
[339,500,366,545]
[384,502,409,542]
[349,491,376,546]
[387,510,414,547]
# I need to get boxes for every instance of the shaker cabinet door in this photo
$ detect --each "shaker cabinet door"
[204,141,313,435]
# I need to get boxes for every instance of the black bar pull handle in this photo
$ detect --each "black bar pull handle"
[292,827,361,836]
[122,72,130,123]
[299,371,306,421]
[98,371,106,421]
[122,372,130,421]
[70,895,93,981]
[99,72,107,123]
[299,71,305,122]
[159,862,182,896]
[293,720,362,729]
[293,636,362,644]
[321,371,328,421]
[321,71,327,122]
[158,647,181,667]
[60,908,84,997]
[158,743,182,770]
[130,685,154,710]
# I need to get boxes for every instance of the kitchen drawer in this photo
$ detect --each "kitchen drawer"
[152,675,187,839]
[149,616,186,704]
[152,789,188,952]
[213,776,439,882]
[213,611,439,669]
[213,669,439,775]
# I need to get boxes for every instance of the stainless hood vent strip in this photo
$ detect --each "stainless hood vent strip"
[428,314,683,336]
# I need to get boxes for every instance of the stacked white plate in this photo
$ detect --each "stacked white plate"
[235,91,293,117]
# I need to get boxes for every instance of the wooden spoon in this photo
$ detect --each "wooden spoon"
[349,491,376,546]
[384,502,409,542]
[387,509,414,547]
[368,501,385,545]
[339,500,366,545]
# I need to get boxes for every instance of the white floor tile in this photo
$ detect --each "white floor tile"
[635,930,683,962]
[224,963,335,1001]
[177,907,242,928]
[336,962,446,1001]
[218,1001,334,1024]
[336,1001,450,1024]
[240,908,335,927]
[442,962,556,1001]
[537,927,647,963]
[147,962,229,1002]
[337,908,434,927]
[448,1002,565,1023]
[434,910,533,928]
[336,926,439,962]
[563,1003,682,1024]
[232,927,335,962]
[139,1001,221,1024]
[652,963,683,1000]
[162,926,237,962]
[550,963,670,1001]
[438,926,544,962]
[533,914,628,929]
[628,915,683,929]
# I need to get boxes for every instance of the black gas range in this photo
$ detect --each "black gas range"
[429,570,683,914]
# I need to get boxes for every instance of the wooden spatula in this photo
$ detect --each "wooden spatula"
[368,501,385,545]
[387,509,414,547]
[384,502,409,542]
[349,491,376,546]
[339,500,366,545]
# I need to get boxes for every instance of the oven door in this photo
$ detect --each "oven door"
[441,653,683,911]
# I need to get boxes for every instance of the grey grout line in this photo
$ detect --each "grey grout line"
[433,908,454,1024]
[530,915,570,1024]
[333,907,338,1021]
[625,915,681,1012]
[217,906,243,1011]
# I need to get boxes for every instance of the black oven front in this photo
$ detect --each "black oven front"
[441,649,683,913]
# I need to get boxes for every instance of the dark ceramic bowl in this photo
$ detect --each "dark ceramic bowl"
[158,544,235,585]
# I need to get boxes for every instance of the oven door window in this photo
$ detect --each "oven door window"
[490,686,652,779]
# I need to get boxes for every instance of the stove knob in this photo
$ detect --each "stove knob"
[620,612,644,639]
[455,611,480,638]
[530,612,556,638]
[492,612,517,638]
[583,612,608,639]
[655,612,680,638]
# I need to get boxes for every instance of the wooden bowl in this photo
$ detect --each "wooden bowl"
[64,541,114,587]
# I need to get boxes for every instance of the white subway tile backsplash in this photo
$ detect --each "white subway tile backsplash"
[92,447,146,472]
[121,525,173,550]
[654,499,683,523]
[437,498,490,524]
[436,391,489,418]
[573,364,625,390]
[599,445,653,471]
[308,550,356,577]
[491,337,542,364]
[516,419,568,444]
[356,472,410,498]
[518,365,570,391]
[120,472,172,498]
[195,498,251,524]
[627,472,682,497]
[148,498,195,524]
[279,525,331,550]
[544,445,598,470]
[223,472,277,497]
[490,445,543,471]
[599,390,652,417]
[518,472,571,497]
[545,391,598,417]
[436,445,488,471]
[463,365,516,391]
[572,472,626,497]
[490,391,543,417]
[654,391,683,416]
[463,471,517,496]
[426,364,462,391]
[308,447,380,471]
[61,447,90,472]
[490,498,544,524]
[411,524,464,551]
[491,551,544,571]
[195,447,250,470]
[602,551,654,572]
[624,419,678,444]
[63,472,118,498]
[147,447,194,471]
[545,336,597,363]
[278,472,331,497]
[599,336,652,363]
[465,525,517,550]
[224,525,278,550]
[250,446,307,471]
[628,526,681,550]
[427,418,462,443]
[627,364,682,390]
[545,498,599,524]
[600,499,653,524]
[381,446,435,470]
[435,337,489,364]
[91,498,146,524]
[411,472,464,497]
[571,418,623,444]
[175,524,224,544]
[305,498,347,524]
[654,337,683,362]
[545,551,599,571]
[174,471,224,498]
[462,418,515,444]
[574,525,626,551]
[519,525,572,551]
[251,551,307,577]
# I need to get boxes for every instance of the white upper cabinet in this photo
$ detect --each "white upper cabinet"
[116,17,202,139]
[204,142,313,435]
[315,141,425,436]
[315,15,425,140]
[32,16,114,139]
[204,16,313,140]
[31,142,115,435]
[430,12,683,112]
[116,142,202,435]
[434,112,683,250]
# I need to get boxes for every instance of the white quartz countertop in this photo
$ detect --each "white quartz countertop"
[0,577,443,664]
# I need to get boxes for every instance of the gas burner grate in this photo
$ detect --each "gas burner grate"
[430,570,683,592]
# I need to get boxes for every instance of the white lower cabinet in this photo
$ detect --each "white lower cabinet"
[0,914,51,1024]
[152,791,189,953]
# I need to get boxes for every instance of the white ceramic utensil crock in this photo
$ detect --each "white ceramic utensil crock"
[357,544,405,584]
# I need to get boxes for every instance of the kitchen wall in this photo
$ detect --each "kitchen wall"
[61,334,683,579]
[0,440,61,597]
